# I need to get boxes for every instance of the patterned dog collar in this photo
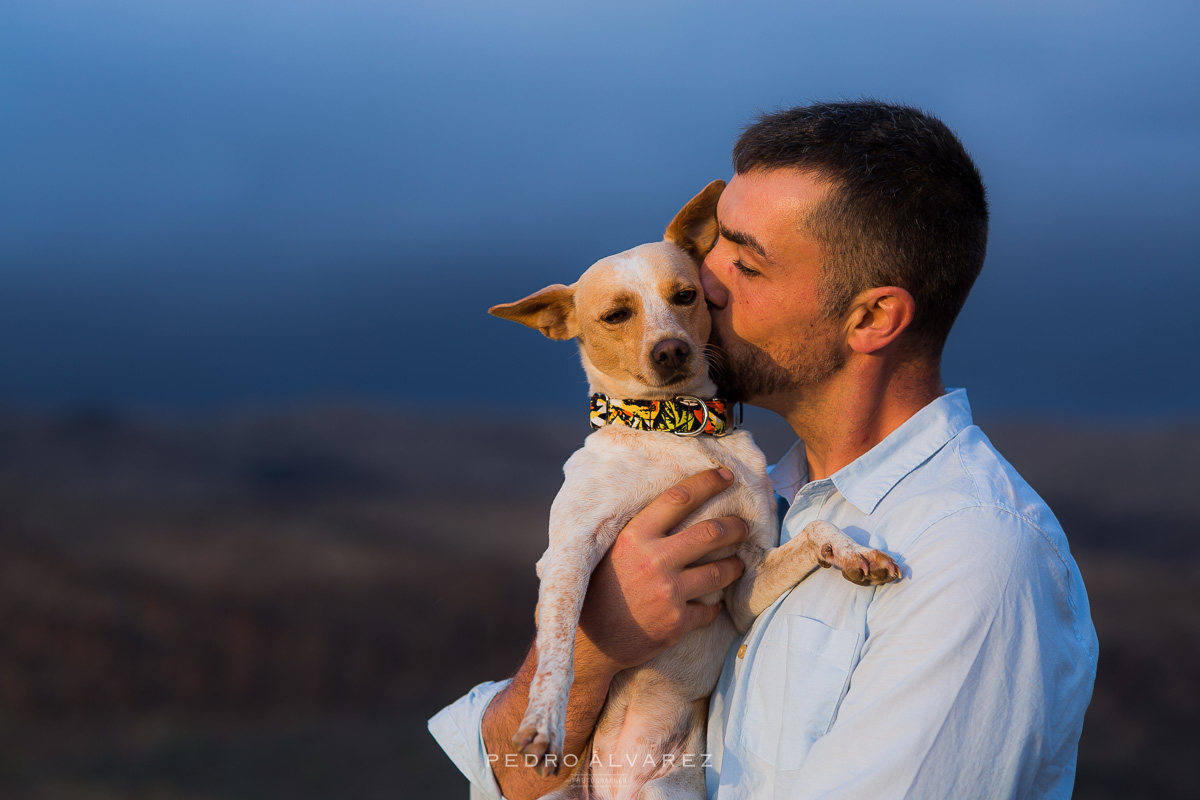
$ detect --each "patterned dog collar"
[589,393,739,437]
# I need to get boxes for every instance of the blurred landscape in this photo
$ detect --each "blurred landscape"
[0,403,1195,799]
[3,3,1198,798]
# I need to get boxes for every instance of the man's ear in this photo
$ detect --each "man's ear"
[664,179,725,262]
[488,283,579,340]
[845,286,916,354]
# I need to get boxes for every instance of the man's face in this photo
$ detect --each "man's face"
[700,168,846,409]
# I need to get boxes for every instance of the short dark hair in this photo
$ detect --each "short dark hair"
[733,101,989,358]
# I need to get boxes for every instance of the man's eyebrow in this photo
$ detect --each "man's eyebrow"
[718,222,775,265]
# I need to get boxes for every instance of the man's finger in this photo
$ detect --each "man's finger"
[676,554,745,602]
[621,468,735,543]
[680,598,725,632]
[664,516,748,567]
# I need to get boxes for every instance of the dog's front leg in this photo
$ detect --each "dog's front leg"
[727,520,901,633]
[516,505,626,777]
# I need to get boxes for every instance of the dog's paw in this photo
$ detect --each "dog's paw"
[513,709,565,777]
[804,520,900,586]
[818,541,901,586]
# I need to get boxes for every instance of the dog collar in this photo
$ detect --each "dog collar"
[589,393,739,437]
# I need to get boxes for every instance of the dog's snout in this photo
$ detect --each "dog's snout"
[652,339,690,372]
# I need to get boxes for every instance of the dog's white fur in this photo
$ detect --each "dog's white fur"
[489,181,899,800]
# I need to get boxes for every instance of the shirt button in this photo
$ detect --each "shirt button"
[737,644,747,659]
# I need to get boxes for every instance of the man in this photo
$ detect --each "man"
[430,101,1098,799]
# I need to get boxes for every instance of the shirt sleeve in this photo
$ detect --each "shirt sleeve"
[428,679,512,799]
[788,505,1096,799]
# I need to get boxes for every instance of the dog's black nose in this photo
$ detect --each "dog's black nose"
[652,339,690,371]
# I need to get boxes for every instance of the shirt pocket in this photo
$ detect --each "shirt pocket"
[738,614,861,772]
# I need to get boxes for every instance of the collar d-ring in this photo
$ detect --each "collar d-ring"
[672,395,709,437]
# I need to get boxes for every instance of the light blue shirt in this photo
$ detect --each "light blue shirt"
[429,390,1099,799]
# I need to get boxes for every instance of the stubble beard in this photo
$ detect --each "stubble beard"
[708,323,846,406]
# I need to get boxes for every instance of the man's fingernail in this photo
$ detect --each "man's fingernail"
[717,467,733,481]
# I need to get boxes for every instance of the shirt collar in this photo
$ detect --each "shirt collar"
[767,438,809,501]
[768,389,974,515]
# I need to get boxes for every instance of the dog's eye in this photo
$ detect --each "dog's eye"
[673,289,697,305]
[602,309,631,324]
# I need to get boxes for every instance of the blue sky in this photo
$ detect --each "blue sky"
[1,0,1197,417]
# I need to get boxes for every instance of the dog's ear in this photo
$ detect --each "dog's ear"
[488,284,579,340]
[664,179,725,263]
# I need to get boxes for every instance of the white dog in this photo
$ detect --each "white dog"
[489,180,899,799]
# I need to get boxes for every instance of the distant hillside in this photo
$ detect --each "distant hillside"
[0,403,1195,799]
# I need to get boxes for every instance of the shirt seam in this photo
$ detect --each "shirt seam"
[902,493,1095,670]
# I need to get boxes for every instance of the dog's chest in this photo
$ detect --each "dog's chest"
[564,427,775,546]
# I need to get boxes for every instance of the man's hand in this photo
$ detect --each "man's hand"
[576,466,749,676]
[483,467,748,800]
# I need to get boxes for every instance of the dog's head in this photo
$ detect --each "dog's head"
[489,180,724,400]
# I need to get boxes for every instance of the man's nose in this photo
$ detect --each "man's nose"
[700,254,728,309]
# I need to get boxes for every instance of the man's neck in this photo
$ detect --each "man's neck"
[777,359,944,482]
